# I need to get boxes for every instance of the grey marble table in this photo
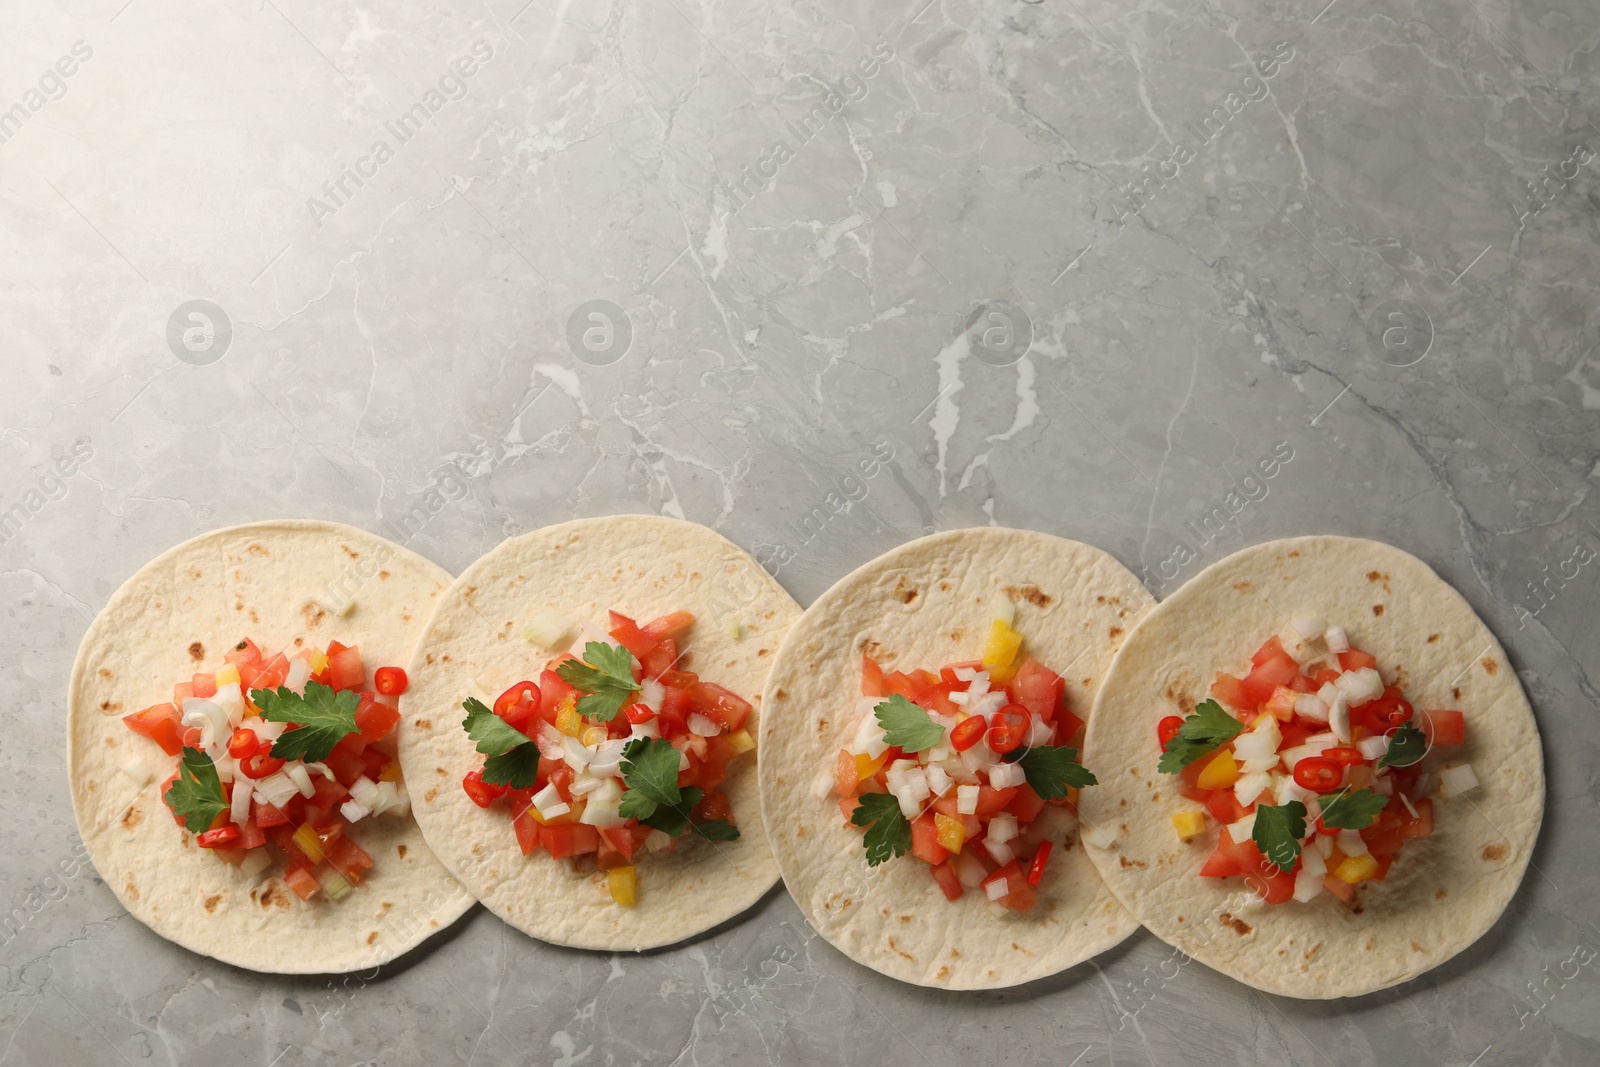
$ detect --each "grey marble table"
[3,0,1597,1064]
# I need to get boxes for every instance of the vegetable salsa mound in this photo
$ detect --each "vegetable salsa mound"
[122,638,413,902]
[1158,620,1474,905]
[457,610,752,908]
[835,615,1096,912]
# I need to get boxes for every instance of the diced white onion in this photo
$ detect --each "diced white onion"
[182,698,227,750]
[1228,813,1257,844]
[230,779,253,825]
[349,776,381,809]
[285,656,312,694]
[894,789,921,819]
[252,771,299,808]
[1081,823,1118,849]
[987,761,1025,789]
[1300,847,1327,879]
[1336,829,1368,856]
[1234,772,1272,806]
[988,813,1019,844]
[984,838,1015,865]
[587,739,627,778]
[1314,834,1334,858]
[562,735,592,771]
[677,748,691,772]
[984,876,1010,901]
[286,762,315,798]
[1292,615,1324,639]
[569,773,604,796]
[1234,724,1280,760]
[688,713,720,737]
[535,722,567,760]
[580,798,625,827]
[1339,668,1384,706]
[1439,763,1479,797]
[993,596,1015,627]
[118,753,152,786]
[1371,774,1395,796]
[532,783,570,820]
[629,719,660,741]
[925,763,953,797]
[644,829,672,853]
[1026,717,1053,747]
[340,799,369,822]
[212,755,235,784]
[1274,776,1315,807]
[1329,698,1352,744]
[1294,693,1329,722]
[524,608,571,650]
[1317,682,1341,708]
[244,718,286,744]
[1241,755,1280,774]
[385,780,410,817]
[955,852,988,887]
[969,691,1008,719]
[1357,735,1389,760]
[853,713,889,759]
[1293,864,1325,902]
[956,784,979,815]
[240,849,272,880]
[810,770,834,800]
[925,744,952,764]
[214,683,245,725]
[958,742,995,775]
[1324,626,1350,653]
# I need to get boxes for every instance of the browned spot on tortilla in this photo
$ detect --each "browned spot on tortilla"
[1108,626,1124,642]
[414,719,431,730]
[125,875,139,901]
[441,654,452,664]
[257,883,289,909]
[1427,633,1441,644]
[1305,942,1322,960]
[1372,604,1385,617]
[887,937,915,961]
[246,543,270,557]
[1365,937,1376,951]
[342,545,360,559]
[426,653,435,664]
[379,570,391,580]
[188,641,206,662]
[1435,887,1447,900]
[250,609,259,623]
[1410,940,1425,952]
[895,578,919,604]
[1352,903,1365,915]
[98,668,113,680]
[302,603,326,628]
[1010,942,1033,955]
[424,787,439,802]
[936,965,950,979]
[1151,792,1161,801]
[1482,657,1498,675]
[1177,916,1185,923]
[1233,582,1252,593]
[775,688,788,700]
[1482,843,1507,861]
[1096,595,1106,604]
[758,648,769,657]
[436,768,446,775]
[368,932,379,945]
[949,948,960,958]
[204,894,223,913]
[122,805,143,830]
[795,825,807,838]
[100,700,120,713]
[1453,687,1462,700]
[86,780,97,793]
[1119,856,1146,869]
[898,915,912,924]
[1219,912,1252,936]
[381,902,392,911]
[1288,550,1300,558]
[939,581,951,592]
[1005,584,1053,608]
[1119,798,1128,807]
[398,845,408,858]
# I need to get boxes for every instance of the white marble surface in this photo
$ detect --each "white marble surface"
[3,0,1598,1063]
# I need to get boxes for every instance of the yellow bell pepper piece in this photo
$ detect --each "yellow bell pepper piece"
[1172,810,1207,841]
[608,866,637,907]
[214,663,241,687]
[725,729,755,756]
[555,697,584,738]
[854,750,888,781]
[1196,748,1240,790]
[983,620,1025,683]
[379,761,403,782]
[934,813,966,853]
[1335,854,1379,884]
[308,649,328,674]
[292,824,326,865]
[580,725,608,747]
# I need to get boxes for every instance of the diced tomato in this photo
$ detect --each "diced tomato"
[882,670,929,703]
[641,611,694,644]
[548,766,575,804]
[1289,673,1319,694]
[939,660,985,685]
[123,703,184,756]
[1323,873,1355,901]
[240,751,286,779]
[1011,658,1063,723]
[196,825,241,849]
[1338,648,1379,672]
[930,861,964,901]
[911,813,950,865]
[542,823,600,859]
[325,739,367,785]
[1005,784,1046,823]
[835,749,860,798]
[639,639,678,679]
[191,672,218,699]
[253,800,290,828]
[982,859,1037,911]
[608,611,658,658]
[975,785,1019,817]
[236,818,266,850]
[1242,861,1296,904]
[1205,790,1247,824]
[916,679,963,717]
[1176,757,1210,801]
[374,666,408,696]
[1357,687,1413,733]
[1313,667,1341,686]
[657,686,692,739]
[862,655,885,697]
[1251,636,1286,666]
[325,642,364,692]
[1198,827,1255,877]
[599,826,638,861]
[511,799,540,855]
[325,834,373,885]
[360,748,389,781]
[986,704,1031,755]
[1210,672,1251,712]
[253,653,290,690]
[225,638,262,669]
[180,725,203,747]
[1157,716,1184,748]
[1420,709,1465,747]
[693,790,733,823]
[1241,652,1299,707]
[1399,796,1434,839]
[310,775,349,808]
[1363,823,1404,857]
[949,716,987,752]
[284,866,321,900]
[172,680,195,705]
[354,695,400,744]
[537,667,575,722]
[695,682,752,732]
[1293,757,1343,792]
[1026,841,1053,887]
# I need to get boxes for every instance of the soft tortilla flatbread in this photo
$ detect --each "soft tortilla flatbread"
[758,527,1153,989]
[1079,535,1544,998]
[398,515,800,950]
[67,520,473,974]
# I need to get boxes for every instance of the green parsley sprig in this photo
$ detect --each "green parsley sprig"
[1157,699,1244,774]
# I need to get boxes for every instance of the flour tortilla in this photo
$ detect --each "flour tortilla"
[67,520,473,974]
[1079,535,1544,998]
[758,528,1153,989]
[398,515,800,950]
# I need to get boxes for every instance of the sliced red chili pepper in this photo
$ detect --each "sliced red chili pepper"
[374,666,409,696]
[1322,745,1364,765]
[1026,841,1053,887]
[462,769,505,808]
[1293,756,1342,791]
[226,728,260,760]
[624,702,656,725]
[494,681,541,719]
[1157,715,1185,748]
[240,751,286,779]
[196,825,241,848]
[986,704,1032,756]
[949,716,987,752]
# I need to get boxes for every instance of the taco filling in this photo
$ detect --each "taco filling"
[835,617,1096,911]
[1159,624,1472,905]
[456,610,751,908]
[122,637,412,902]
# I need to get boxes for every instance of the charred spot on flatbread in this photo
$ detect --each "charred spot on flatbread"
[188,641,206,662]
